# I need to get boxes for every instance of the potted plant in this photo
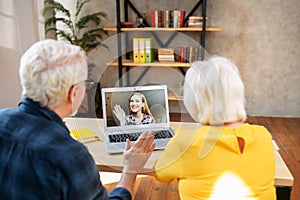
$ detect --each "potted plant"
[43,0,108,79]
[43,0,108,117]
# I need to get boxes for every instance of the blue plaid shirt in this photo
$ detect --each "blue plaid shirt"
[0,98,131,200]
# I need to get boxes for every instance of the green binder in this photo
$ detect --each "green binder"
[145,38,154,63]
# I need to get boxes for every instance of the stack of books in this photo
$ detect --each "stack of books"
[188,16,208,27]
[133,38,154,63]
[158,48,175,62]
[151,10,185,28]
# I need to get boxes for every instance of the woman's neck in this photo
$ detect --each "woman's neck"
[133,112,143,118]
[222,121,245,128]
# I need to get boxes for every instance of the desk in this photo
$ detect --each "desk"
[64,117,294,199]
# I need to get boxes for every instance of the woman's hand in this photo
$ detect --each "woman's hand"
[113,105,126,126]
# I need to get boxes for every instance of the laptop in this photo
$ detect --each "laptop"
[101,85,174,154]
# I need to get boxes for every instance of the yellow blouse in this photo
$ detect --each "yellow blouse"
[154,124,276,200]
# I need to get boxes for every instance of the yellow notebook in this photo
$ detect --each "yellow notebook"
[70,128,99,143]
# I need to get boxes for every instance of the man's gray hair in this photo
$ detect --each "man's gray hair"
[19,39,87,109]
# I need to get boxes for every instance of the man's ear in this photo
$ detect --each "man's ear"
[68,85,79,103]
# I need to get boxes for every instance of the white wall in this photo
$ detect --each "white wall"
[0,0,42,108]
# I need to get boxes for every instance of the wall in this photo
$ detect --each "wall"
[206,0,300,117]
[1,0,299,117]
[89,0,299,117]
[0,0,43,108]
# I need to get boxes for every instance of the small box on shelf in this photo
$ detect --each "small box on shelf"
[120,21,134,28]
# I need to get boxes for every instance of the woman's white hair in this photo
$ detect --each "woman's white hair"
[19,39,87,110]
[183,56,246,125]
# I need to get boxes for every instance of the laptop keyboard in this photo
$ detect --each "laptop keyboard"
[109,130,173,143]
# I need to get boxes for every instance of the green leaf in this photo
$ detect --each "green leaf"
[75,0,91,17]
[76,12,107,29]
[43,0,71,18]
[56,31,74,44]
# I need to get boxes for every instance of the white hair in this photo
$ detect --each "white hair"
[19,39,87,110]
[183,56,246,125]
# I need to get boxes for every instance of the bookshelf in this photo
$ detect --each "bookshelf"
[105,0,222,97]
[108,59,192,68]
[104,27,222,32]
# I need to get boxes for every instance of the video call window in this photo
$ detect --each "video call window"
[105,89,167,127]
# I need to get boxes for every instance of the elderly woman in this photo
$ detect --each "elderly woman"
[154,56,276,200]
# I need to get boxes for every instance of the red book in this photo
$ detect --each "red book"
[181,46,186,63]
[151,10,155,27]
[178,46,182,62]
[179,10,185,27]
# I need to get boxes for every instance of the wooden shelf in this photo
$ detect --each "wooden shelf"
[168,95,183,101]
[108,60,192,68]
[104,27,222,32]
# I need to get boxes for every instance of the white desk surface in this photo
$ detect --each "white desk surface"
[64,117,294,187]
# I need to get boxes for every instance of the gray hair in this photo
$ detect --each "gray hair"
[183,56,246,125]
[19,39,87,109]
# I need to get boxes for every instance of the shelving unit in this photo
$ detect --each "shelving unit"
[104,27,222,32]
[106,0,221,88]
[108,59,192,68]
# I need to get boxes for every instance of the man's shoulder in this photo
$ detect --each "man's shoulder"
[0,107,25,129]
[0,107,18,116]
[0,107,89,162]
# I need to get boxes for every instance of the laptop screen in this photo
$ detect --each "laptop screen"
[101,85,170,130]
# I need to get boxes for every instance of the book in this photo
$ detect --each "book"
[179,10,185,27]
[151,10,155,27]
[158,54,175,59]
[173,10,178,28]
[154,10,159,27]
[70,128,99,143]
[158,11,162,27]
[165,10,170,28]
[169,10,174,28]
[158,48,174,55]
[158,54,175,62]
